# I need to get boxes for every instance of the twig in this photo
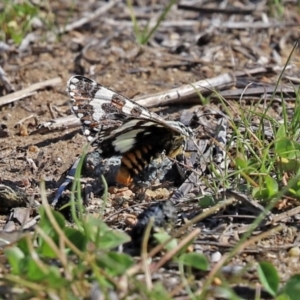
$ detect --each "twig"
[135,73,236,108]
[223,189,272,220]
[220,85,297,98]
[236,224,285,252]
[48,103,57,119]
[15,114,39,127]
[284,75,300,83]
[0,77,62,107]
[270,205,300,224]
[233,65,292,77]
[105,18,296,30]
[32,115,81,135]
[220,21,296,29]
[106,18,200,28]
[177,4,264,15]
[194,240,300,252]
[58,1,120,34]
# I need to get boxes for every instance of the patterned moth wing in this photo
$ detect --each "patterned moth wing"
[97,118,189,185]
[67,75,193,185]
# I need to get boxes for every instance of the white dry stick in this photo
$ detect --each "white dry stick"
[58,0,120,34]
[105,19,201,29]
[220,85,297,98]
[0,77,62,107]
[221,21,295,29]
[135,72,236,108]
[34,115,81,134]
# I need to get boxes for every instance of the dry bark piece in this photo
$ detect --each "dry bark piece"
[177,4,264,15]
[0,77,62,107]
[33,115,81,134]
[0,230,29,247]
[220,84,297,98]
[220,20,297,29]
[135,73,236,108]
[10,207,31,225]
[58,0,120,34]
[3,221,16,232]
[23,215,40,229]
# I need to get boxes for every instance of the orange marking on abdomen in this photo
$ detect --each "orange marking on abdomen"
[116,146,154,185]
[121,156,133,169]
[135,149,142,160]
[116,166,133,186]
[134,149,148,166]
[126,152,143,171]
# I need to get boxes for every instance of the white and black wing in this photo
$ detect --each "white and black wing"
[67,75,193,185]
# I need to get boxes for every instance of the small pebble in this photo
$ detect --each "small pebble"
[124,214,137,227]
[28,145,39,153]
[213,277,222,285]
[211,251,222,263]
[288,247,300,257]
[19,124,28,136]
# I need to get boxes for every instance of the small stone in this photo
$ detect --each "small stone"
[124,214,137,227]
[144,188,170,200]
[157,188,170,198]
[288,247,300,257]
[211,251,222,263]
[186,245,194,252]
[28,145,39,153]
[145,189,156,198]
[19,124,28,136]
[213,277,222,285]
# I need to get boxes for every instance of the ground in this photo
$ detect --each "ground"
[1,0,300,299]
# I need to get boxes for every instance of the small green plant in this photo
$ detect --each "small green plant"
[258,261,280,297]
[4,198,132,298]
[126,0,177,45]
[259,261,300,300]
[0,0,39,44]
[2,152,134,298]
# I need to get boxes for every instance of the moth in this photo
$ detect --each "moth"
[67,75,193,185]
